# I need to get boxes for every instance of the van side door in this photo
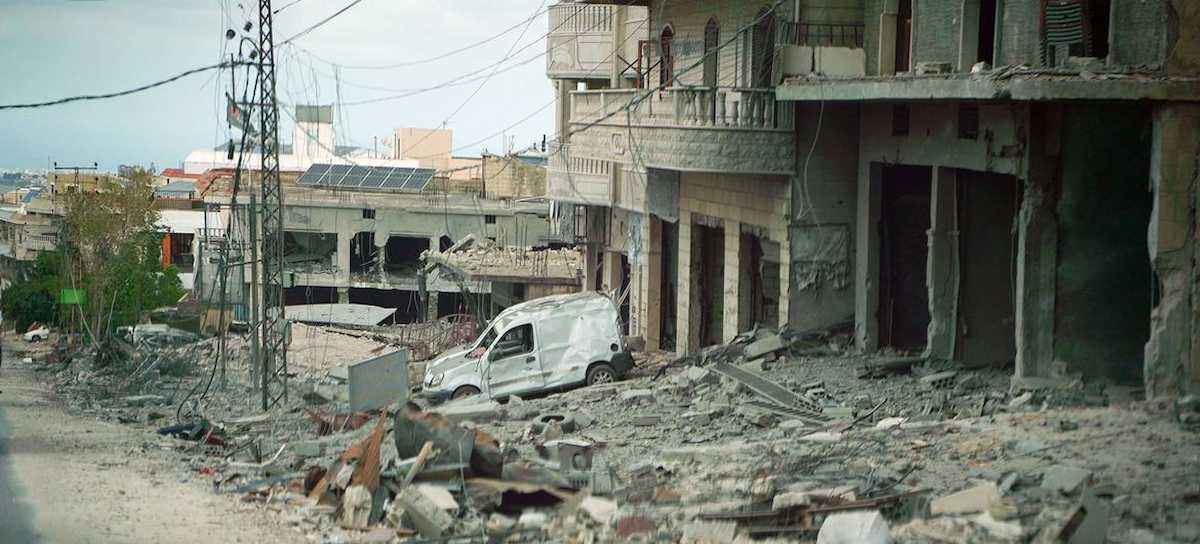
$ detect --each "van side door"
[484,323,545,398]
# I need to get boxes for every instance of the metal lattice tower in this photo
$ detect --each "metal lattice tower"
[257,0,288,410]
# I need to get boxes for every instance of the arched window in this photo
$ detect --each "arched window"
[659,25,674,87]
[751,8,776,88]
[703,18,719,88]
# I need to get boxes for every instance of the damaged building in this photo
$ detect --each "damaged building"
[547,0,1200,398]
[202,166,563,324]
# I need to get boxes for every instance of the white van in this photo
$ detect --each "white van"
[420,292,634,401]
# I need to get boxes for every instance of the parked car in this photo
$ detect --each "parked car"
[420,292,634,402]
[23,326,49,342]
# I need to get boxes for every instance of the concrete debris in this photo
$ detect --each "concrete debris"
[1041,465,1093,495]
[340,485,373,529]
[816,510,893,544]
[930,482,1002,515]
[578,496,618,525]
[743,333,787,360]
[395,485,456,538]
[26,314,1197,543]
[681,521,737,543]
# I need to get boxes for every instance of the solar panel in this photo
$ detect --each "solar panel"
[298,164,435,193]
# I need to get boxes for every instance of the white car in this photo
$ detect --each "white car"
[23,326,49,342]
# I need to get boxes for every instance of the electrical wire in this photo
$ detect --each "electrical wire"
[287,4,554,70]
[0,62,243,111]
[279,0,366,46]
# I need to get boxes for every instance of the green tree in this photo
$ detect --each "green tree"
[1,250,62,331]
[61,182,182,343]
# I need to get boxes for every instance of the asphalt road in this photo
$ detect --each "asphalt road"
[0,352,298,544]
[0,394,42,543]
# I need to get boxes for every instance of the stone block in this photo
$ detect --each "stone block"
[396,484,456,538]
[579,496,618,525]
[915,61,953,74]
[1041,465,1092,495]
[929,483,1001,515]
[291,441,325,458]
[921,371,958,390]
[632,414,662,426]
[620,389,655,404]
[744,334,787,360]
[681,521,737,543]
[434,400,500,424]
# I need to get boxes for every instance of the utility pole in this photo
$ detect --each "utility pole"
[248,193,260,386]
[257,0,288,410]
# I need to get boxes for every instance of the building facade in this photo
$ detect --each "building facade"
[773,0,1200,397]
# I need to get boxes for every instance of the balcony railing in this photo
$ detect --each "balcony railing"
[546,142,612,206]
[779,22,865,48]
[570,86,794,130]
[548,3,613,34]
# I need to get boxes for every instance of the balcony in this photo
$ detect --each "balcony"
[546,142,613,206]
[545,3,646,80]
[562,86,796,175]
[778,22,867,78]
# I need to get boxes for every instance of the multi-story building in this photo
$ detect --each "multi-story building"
[769,0,1198,398]
[548,0,1199,398]
[547,0,801,353]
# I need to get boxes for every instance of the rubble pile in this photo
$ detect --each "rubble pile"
[17,323,1200,543]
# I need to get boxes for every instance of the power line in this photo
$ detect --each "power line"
[0,62,241,111]
[279,0,366,46]
[287,4,554,70]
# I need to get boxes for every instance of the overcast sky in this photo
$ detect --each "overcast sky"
[0,0,554,171]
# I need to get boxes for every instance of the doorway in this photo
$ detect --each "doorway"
[878,164,931,351]
[659,26,675,87]
[977,0,997,65]
[692,222,724,348]
[956,170,1019,367]
[659,220,678,350]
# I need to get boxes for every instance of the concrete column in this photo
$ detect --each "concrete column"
[778,232,791,328]
[925,167,960,361]
[610,6,627,88]
[1014,105,1059,383]
[555,79,573,141]
[643,217,663,349]
[337,287,349,304]
[1145,103,1200,398]
[426,292,440,321]
[855,163,883,351]
[676,215,693,354]
[337,231,351,286]
[723,221,742,343]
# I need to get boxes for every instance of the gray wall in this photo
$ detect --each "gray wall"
[913,0,961,66]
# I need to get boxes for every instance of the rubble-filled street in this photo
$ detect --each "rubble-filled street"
[4,0,1200,542]
[8,324,1199,543]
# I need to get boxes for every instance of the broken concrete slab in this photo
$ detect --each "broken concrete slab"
[395,484,456,538]
[712,361,823,413]
[578,496,618,525]
[816,510,892,544]
[433,400,501,424]
[1041,465,1092,495]
[348,349,409,411]
[681,520,737,543]
[921,371,958,390]
[744,334,787,360]
[619,389,655,404]
[339,484,372,529]
[930,483,1001,515]
[631,414,662,426]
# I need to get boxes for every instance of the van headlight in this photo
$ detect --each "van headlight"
[427,372,445,387]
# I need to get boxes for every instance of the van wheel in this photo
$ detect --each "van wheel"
[586,363,616,386]
[451,385,481,400]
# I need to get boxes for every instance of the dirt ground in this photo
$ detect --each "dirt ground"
[0,356,301,544]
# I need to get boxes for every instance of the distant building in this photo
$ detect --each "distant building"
[182,105,420,175]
